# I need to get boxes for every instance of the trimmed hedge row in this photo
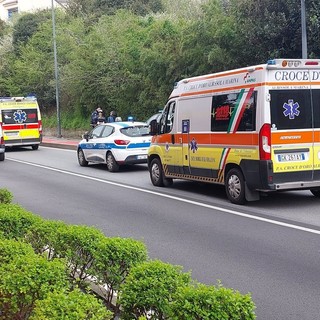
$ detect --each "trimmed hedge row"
[0,188,256,319]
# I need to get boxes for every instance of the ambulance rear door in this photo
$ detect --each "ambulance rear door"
[268,61,320,184]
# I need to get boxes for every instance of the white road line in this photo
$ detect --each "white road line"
[8,158,320,235]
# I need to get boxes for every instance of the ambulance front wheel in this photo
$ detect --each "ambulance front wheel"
[150,158,173,187]
[225,168,246,205]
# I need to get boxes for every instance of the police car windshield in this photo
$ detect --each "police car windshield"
[120,125,150,137]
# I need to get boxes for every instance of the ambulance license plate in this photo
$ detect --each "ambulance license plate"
[5,131,19,136]
[278,153,305,162]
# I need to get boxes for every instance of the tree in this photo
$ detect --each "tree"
[12,11,51,53]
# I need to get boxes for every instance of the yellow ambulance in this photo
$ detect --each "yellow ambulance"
[148,59,320,204]
[0,96,42,150]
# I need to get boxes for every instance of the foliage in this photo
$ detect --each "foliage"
[0,248,68,319]
[2,0,319,127]
[0,202,256,318]
[25,218,69,258]
[93,237,148,313]
[120,260,192,319]
[66,0,163,18]
[12,11,51,52]
[0,204,42,240]
[30,288,113,320]
[0,188,13,204]
[0,238,35,264]
[170,282,256,319]
[50,224,107,287]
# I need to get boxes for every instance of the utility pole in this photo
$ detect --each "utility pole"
[51,0,62,137]
[301,0,307,58]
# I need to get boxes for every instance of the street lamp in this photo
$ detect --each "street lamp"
[301,0,307,58]
[51,0,62,137]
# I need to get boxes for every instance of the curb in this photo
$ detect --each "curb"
[41,138,79,150]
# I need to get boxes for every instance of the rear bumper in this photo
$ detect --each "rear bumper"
[241,159,320,192]
[121,154,148,165]
[5,137,42,147]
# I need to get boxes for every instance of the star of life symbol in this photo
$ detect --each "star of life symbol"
[13,110,27,123]
[189,138,198,153]
[283,99,300,120]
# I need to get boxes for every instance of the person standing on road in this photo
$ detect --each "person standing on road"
[97,111,106,125]
[107,110,117,123]
[91,107,103,127]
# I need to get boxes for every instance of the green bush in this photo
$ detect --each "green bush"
[30,288,113,320]
[120,260,192,319]
[0,238,35,264]
[26,218,69,259]
[93,237,148,313]
[0,251,68,319]
[51,224,107,288]
[0,204,42,240]
[170,282,256,320]
[0,188,13,204]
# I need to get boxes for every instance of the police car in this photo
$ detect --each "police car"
[77,121,151,172]
[0,124,5,161]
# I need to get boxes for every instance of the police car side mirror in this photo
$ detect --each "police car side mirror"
[149,119,158,136]
[83,132,90,141]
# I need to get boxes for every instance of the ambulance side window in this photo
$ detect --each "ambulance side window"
[160,101,175,134]
[211,92,256,132]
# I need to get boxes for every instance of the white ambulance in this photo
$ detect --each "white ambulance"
[148,59,320,204]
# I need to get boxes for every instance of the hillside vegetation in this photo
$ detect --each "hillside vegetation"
[0,0,320,128]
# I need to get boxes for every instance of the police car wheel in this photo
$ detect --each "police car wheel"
[0,153,4,161]
[106,152,119,172]
[225,168,246,205]
[78,148,88,167]
[310,189,320,197]
[150,158,165,187]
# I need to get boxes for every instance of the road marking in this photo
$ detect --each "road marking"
[8,158,320,235]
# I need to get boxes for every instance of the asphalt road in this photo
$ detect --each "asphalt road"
[2,145,320,319]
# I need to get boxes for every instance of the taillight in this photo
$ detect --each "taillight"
[259,123,271,160]
[114,139,130,145]
[38,120,42,133]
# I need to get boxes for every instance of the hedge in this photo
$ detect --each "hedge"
[0,190,256,319]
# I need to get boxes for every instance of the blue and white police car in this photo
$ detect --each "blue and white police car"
[77,121,151,172]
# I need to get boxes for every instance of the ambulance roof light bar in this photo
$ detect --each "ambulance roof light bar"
[0,96,37,102]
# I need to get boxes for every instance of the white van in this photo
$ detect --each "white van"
[148,59,320,204]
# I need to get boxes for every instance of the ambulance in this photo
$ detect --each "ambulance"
[148,59,320,204]
[0,96,42,150]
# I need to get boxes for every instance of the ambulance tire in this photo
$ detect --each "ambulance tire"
[225,168,246,205]
[150,158,172,187]
[32,145,39,150]
[106,152,120,172]
[310,189,320,197]
[77,148,88,167]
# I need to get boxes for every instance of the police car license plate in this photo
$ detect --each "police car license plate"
[278,153,305,162]
[137,155,147,160]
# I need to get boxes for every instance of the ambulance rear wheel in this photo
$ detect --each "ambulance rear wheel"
[225,168,246,205]
[310,189,320,197]
[150,158,172,187]
[32,145,39,150]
